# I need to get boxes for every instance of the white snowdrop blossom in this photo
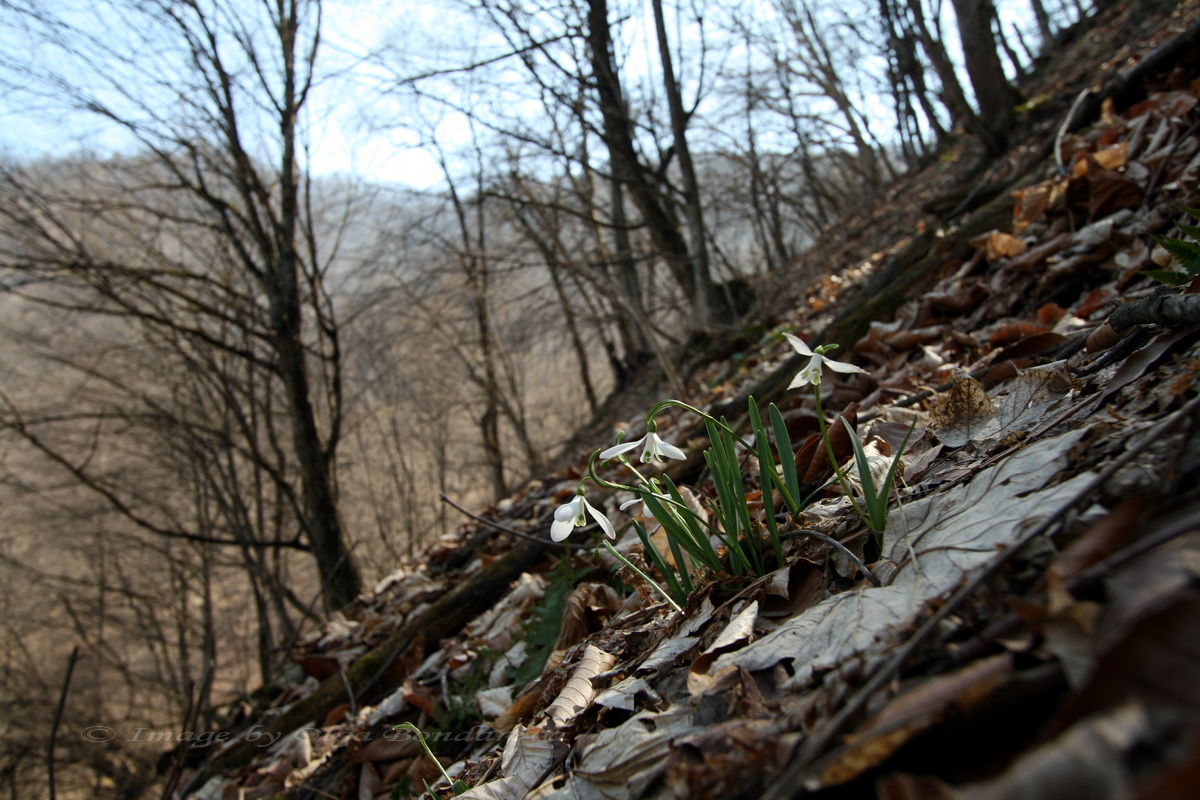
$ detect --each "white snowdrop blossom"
[620,490,672,517]
[599,429,686,464]
[783,333,868,389]
[551,492,616,542]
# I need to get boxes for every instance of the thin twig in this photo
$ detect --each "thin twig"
[1056,89,1091,176]
[48,646,81,800]
[440,493,566,549]
[160,659,215,800]
[782,528,879,586]
[339,666,357,721]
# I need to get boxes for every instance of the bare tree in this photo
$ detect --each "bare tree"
[0,0,361,610]
[648,0,722,329]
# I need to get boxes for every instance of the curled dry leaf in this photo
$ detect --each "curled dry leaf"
[882,324,953,350]
[476,686,515,720]
[689,601,760,694]
[1076,285,1120,317]
[1086,321,1126,352]
[841,437,894,498]
[991,331,1068,363]
[990,321,1050,346]
[1090,141,1129,171]
[1048,494,1149,583]
[458,725,564,800]
[492,686,546,735]
[546,644,617,727]
[554,582,622,653]
[1037,303,1068,326]
[980,231,1028,261]
[594,676,662,712]
[637,631,702,674]
[1006,232,1073,272]
[1082,158,1144,220]
[566,706,703,796]
[798,402,859,483]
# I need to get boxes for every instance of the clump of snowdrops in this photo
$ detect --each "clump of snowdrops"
[550,335,913,609]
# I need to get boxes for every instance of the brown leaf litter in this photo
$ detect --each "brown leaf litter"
[177,7,1200,800]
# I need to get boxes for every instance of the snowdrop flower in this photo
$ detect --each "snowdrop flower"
[620,489,671,517]
[783,333,867,389]
[599,424,686,463]
[551,491,616,542]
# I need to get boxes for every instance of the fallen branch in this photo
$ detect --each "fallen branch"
[1108,292,1200,331]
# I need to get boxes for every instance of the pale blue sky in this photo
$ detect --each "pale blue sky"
[0,0,1052,190]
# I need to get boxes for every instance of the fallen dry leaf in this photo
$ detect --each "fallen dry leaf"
[546,645,617,727]
[1012,179,1067,234]
[818,653,1014,786]
[930,370,997,447]
[798,402,859,483]
[713,431,1094,691]
[1082,158,1144,220]
[1048,494,1149,583]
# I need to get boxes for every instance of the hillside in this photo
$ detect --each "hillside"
[173,4,1200,798]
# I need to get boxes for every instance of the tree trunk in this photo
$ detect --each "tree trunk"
[273,1,360,611]
[949,0,1021,155]
[585,0,715,325]
[649,0,722,329]
[1029,0,1054,50]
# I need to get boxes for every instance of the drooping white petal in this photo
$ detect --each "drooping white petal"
[823,357,868,375]
[599,436,646,462]
[551,499,581,542]
[550,519,575,541]
[783,332,815,357]
[583,498,617,539]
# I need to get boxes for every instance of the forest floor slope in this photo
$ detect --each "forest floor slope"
[178,3,1200,798]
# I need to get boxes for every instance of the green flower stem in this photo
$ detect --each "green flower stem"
[646,400,753,451]
[812,385,871,529]
[584,450,643,493]
[393,723,467,795]
[602,539,683,613]
[556,469,689,607]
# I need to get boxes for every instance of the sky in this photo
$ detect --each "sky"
[0,0,1051,191]
[0,0,463,189]
[301,0,468,188]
